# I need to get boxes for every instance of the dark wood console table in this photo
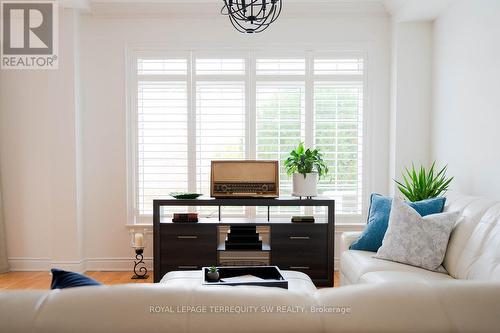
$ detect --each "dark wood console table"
[153,197,335,286]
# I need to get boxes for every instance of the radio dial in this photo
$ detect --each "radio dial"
[261,184,269,192]
[221,185,228,192]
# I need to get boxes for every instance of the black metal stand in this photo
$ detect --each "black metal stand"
[131,248,149,279]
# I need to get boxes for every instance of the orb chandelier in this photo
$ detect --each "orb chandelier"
[221,0,283,34]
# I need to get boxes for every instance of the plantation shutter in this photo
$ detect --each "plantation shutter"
[134,53,365,222]
[195,82,246,195]
[255,58,306,215]
[256,82,305,197]
[137,80,189,216]
[313,58,364,214]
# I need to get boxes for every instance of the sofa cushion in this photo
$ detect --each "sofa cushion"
[317,281,500,333]
[452,202,500,280]
[341,250,449,285]
[375,198,460,271]
[22,284,322,333]
[349,194,446,252]
[358,271,454,284]
[442,195,499,279]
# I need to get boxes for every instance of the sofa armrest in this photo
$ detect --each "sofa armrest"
[340,231,363,254]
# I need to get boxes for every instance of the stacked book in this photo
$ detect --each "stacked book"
[172,213,199,223]
[291,215,315,223]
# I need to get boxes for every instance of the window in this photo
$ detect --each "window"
[131,51,365,222]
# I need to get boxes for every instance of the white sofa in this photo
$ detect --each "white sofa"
[1,195,500,332]
[1,273,500,332]
[340,194,500,285]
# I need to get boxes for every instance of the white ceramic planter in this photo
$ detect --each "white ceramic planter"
[292,173,318,198]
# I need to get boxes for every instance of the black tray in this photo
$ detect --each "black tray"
[202,266,288,289]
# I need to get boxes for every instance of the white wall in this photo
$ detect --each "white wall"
[389,21,433,194]
[432,0,500,198]
[0,9,84,271]
[0,5,391,271]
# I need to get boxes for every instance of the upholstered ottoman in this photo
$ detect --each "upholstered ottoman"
[160,270,317,295]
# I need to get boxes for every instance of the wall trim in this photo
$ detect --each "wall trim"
[334,258,340,272]
[8,258,87,272]
[88,2,388,19]
[85,257,153,272]
[9,257,339,272]
[7,257,153,272]
[9,256,343,272]
[8,258,51,271]
[9,256,339,272]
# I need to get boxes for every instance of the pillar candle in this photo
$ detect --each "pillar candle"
[134,233,144,247]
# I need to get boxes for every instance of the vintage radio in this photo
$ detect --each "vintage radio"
[210,160,279,198]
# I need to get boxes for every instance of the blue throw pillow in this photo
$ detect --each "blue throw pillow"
[50,268,102,289]
[349,194,446,252]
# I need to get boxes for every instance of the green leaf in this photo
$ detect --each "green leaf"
[284,142,329,179]
[394,162,453,202]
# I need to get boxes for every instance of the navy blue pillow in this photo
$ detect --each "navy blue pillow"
[349,194,446,252]
[50,268,102,289]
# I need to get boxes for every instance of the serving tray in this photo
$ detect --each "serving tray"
[202,266,288,289]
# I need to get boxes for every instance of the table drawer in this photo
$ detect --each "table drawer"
[271,224,328,279]
[271,224,327,242]
[271,224,327,256]
[160,224,217,265]
[275,264,327,280]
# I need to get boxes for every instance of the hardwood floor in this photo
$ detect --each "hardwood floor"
[0,271,153,290]
[0,271,340,290]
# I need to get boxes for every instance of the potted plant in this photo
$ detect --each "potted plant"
[206,266,220,282]
[394,162,454,201]
[284,142,329,198]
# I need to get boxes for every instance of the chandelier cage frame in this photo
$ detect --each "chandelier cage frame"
[221,0,283,34]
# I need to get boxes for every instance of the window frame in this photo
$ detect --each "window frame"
[127,48,371,226]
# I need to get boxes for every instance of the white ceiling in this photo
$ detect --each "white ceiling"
[62,0,457,21]
[384,0,456,21]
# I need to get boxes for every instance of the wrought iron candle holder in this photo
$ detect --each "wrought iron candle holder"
[132,246,149,279]
[130,230,149,279]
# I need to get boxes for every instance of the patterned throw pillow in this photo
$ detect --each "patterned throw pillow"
[375,198,460,271]
[349,194,446,252]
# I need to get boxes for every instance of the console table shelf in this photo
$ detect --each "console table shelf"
[153,197,335,286]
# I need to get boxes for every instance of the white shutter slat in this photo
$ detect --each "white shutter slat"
[196,81,246,215]
[137,80,189,215]
[196,59,245,75]
[138,59,188,75]
[256,59,306,76]
[256,81,306,215]
[314,58,364,76]
[314,81,363,215]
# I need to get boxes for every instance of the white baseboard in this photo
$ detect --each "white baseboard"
[334,258,340,271]
[8,258,87,272]
[85,257,153,271]
[8,257,151,272]
[8,258,51,271]
[8,257,337,273]
[50,260,87,272]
